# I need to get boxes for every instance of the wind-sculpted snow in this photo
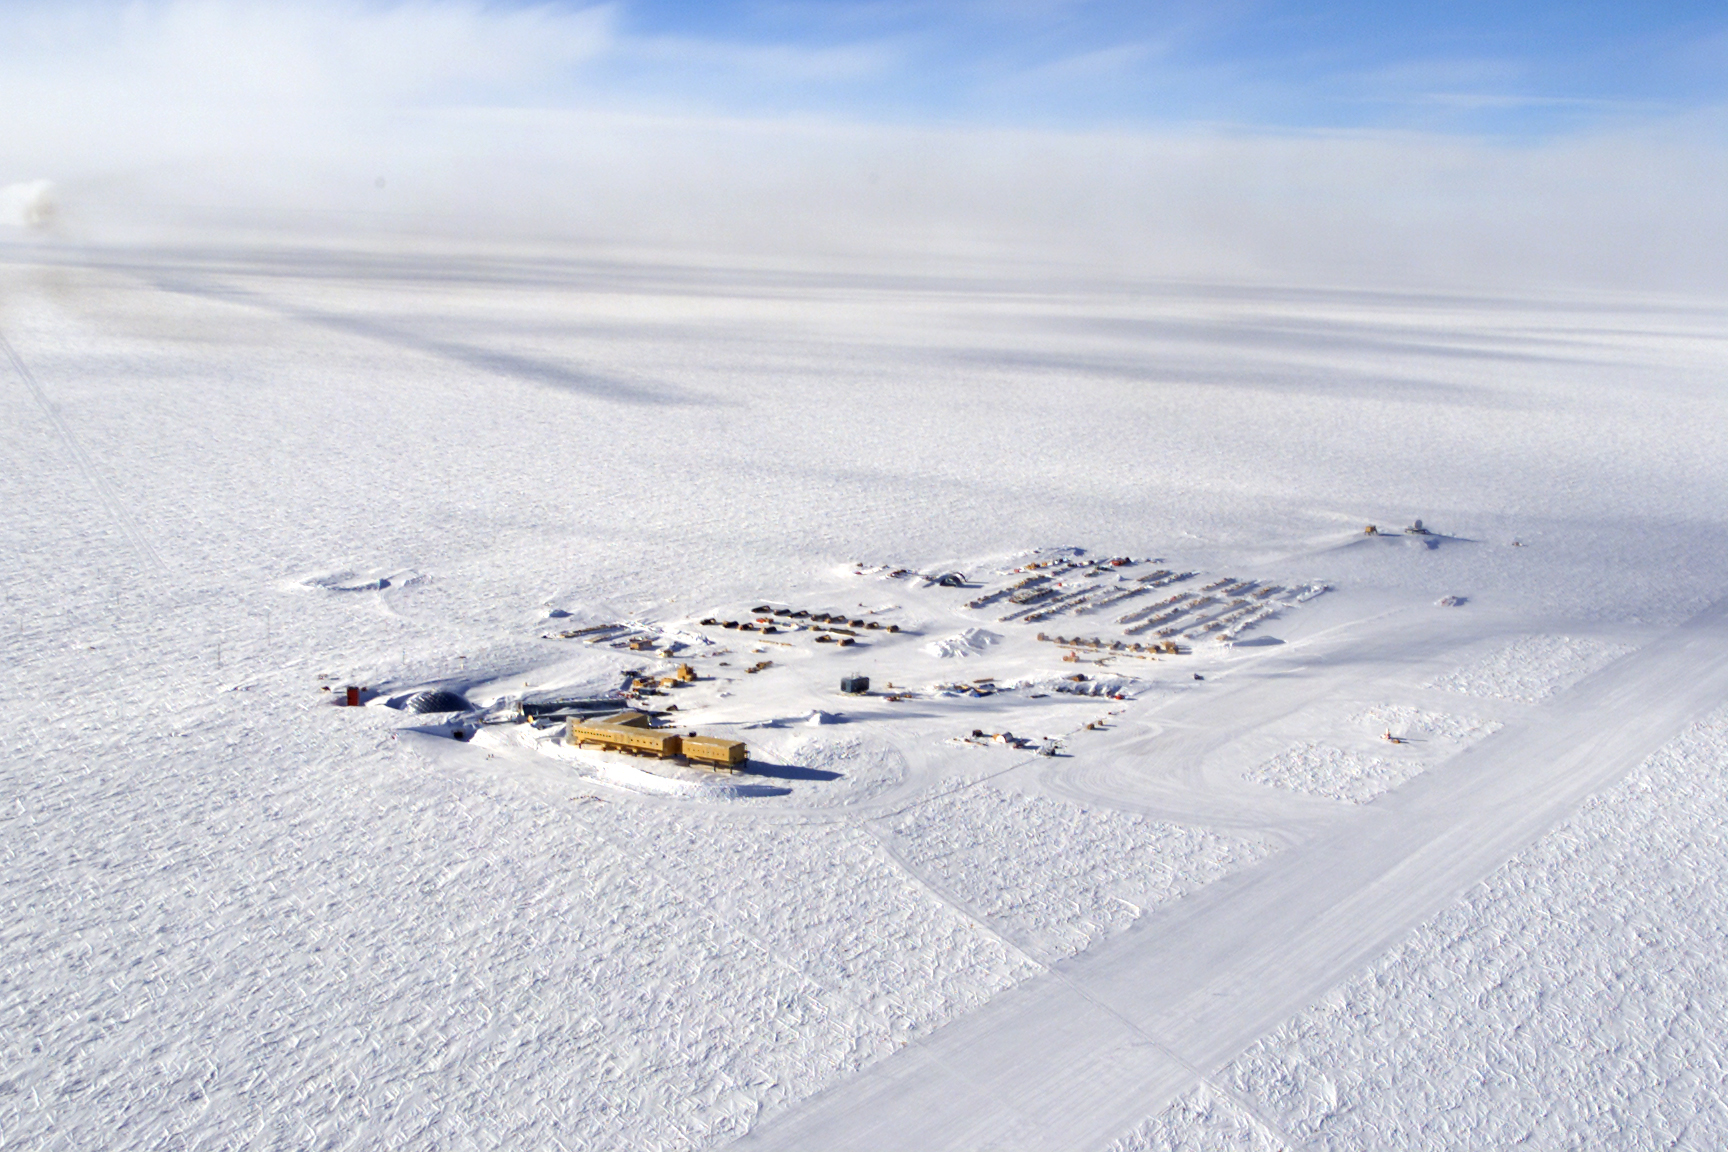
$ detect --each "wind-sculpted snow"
[775,736,909,806]
[585,803,1039,1043]
[0,726,1032,1150]
[1247,708,1499,803]
[884,783,1273,961]
[922,628,1003,659]
[1426,634,1635,703]
[1104,1084,1289,1152]
[1244,743,1413,804]
[1346,704,1499,747]
[1205,709,1728,1149]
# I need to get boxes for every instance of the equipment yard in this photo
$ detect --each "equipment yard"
[373,548,1341,805]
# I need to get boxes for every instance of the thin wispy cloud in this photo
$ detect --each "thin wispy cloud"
[619,32,904,84]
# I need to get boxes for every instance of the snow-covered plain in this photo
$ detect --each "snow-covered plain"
[1119,706,1728,1150]
[884,781,1272,962]
[4,237,1728,1149]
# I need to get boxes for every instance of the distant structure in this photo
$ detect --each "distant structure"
[841,675,870,695]
[567,711,747,769]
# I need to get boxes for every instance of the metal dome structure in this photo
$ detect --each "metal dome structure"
[406,689,471,714]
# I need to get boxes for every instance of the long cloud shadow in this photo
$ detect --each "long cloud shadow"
[149,274,706,408]
[942,346,1529,409]
[1042,312,1614,368]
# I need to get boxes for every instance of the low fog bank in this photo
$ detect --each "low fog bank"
[9,110,1728,297]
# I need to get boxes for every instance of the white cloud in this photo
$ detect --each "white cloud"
[1,0,1724,294]
[1013,40,1171,83]
[620,32,904,83]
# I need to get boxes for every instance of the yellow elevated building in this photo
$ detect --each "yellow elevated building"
[566,712,748,770]
[679,734,749,768]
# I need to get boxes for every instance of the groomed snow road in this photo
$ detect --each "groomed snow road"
[737,595,1728,1151]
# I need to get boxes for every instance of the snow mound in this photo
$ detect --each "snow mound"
[781,736,907,805]
[1009,673,1139,698]
[743,709,843,729]
[295,567,422,593]
[923,628,1002,659]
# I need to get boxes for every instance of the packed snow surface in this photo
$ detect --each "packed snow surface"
[5,239,1728,1150]
[1131,707,1728,1150]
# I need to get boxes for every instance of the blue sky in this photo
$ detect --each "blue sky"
[579,1,1728,136]
[5,0,1725,139]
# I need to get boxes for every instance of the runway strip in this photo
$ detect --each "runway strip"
[738,597,1728,1150]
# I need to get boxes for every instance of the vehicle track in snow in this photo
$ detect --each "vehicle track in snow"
[2,328,165,573]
